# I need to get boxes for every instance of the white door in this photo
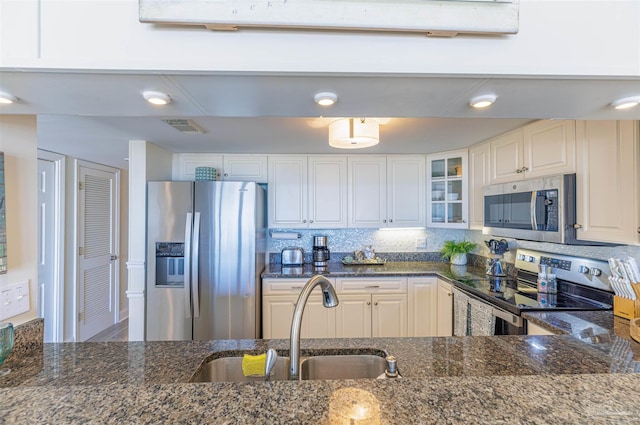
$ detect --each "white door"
[268,156,308,228]
[335,294,371,338]
[37,159,56,342]
[347,156,387,228]
[386,156,425,228]
[77,162,119,341]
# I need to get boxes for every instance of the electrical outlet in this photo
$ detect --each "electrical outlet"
[415,238,427,249]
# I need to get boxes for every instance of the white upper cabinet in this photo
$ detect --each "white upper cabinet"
[221,155,268,182]
[348,155,425,228]
[427,150,468,229]
[490,120,576,184]
[468,142,490,230]
[575,121,639,245]
[268,156,308,228]
[268,155,347,229]
[173,153,223,181]
[348,156,388,228]
[308,156,348,228]
[173,153,268,182]
[387,156,426,228]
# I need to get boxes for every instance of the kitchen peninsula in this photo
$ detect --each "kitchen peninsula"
[3,265,640,424]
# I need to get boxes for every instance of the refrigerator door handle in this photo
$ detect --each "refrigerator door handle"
[192,212,201,318]
[184,212,193,319]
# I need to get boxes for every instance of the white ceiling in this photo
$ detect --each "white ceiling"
[1,71,639,169]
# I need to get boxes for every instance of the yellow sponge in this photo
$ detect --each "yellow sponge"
[242,353,266,377]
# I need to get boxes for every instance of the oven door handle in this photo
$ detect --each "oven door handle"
[491,305,523,328]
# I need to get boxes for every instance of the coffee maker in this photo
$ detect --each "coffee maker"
[312,235,330,268]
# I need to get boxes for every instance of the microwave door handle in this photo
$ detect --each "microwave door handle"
[530,192,538,230]
[184,213,193,319]
[531,191,548,230]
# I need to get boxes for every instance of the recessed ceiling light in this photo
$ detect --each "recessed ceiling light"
[610,96,640,110]
[0,92,18,104]
[143,90,171,106]
[314,92,338,106]
[469,94,497,108]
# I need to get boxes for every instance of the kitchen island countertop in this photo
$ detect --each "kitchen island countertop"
[2,333,640,423]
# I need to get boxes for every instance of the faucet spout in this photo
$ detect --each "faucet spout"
[289,275,339,379]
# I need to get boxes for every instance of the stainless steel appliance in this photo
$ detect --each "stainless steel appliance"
[483,173,587,245]
[453,249,613,335]
[312,235,330,267]
[146,181,266,341]
[281,247,304,266]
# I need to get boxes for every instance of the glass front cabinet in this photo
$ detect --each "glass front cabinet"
[427,150,469,228]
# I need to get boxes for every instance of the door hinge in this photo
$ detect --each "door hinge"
[79,181,83,190]
[79,246,83,256]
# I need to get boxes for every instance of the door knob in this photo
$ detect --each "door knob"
[110,255,118,261]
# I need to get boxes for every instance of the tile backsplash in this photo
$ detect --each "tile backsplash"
[268,228,640,263]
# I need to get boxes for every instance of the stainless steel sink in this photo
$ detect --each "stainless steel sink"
[191,352,394,382]
[190,356,291,382]
[299,354,388,380]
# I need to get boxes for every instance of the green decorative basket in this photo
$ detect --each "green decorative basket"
[195,167,217,181]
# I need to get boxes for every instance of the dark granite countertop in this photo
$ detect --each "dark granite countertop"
[2,334,640,423]
[263,261,487,280]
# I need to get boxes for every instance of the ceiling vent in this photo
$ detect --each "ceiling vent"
[161,119,206,134]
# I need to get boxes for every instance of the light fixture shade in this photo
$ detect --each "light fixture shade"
[610,96,640,110]
[469,94,497,108]
[143,90,171,105]
[0,92,18,104]
[329,118,379,149]
[314,92,338,106]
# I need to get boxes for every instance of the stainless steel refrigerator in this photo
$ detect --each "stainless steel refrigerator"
[146,181,265,341]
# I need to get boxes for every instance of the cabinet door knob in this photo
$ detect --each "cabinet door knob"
[224,173,229,177]
[367,301,371,305]
[302,219,307,223]
[309,220,314,223]
[521,166,528,172]
[448,292,453,297]
[516,168,522,174]
[382,219,387,223]
[389,219,393,223]
[573,224,583,230]
[374,301,378,306]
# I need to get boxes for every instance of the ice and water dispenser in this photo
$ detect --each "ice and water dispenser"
[155,242,185,287]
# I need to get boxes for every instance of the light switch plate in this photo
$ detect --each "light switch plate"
[0,280,30,320]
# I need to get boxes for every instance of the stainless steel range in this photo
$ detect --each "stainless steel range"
[453,248,614,335]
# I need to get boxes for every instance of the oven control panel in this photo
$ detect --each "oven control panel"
[540,256,572,271]
[514,249,610,291]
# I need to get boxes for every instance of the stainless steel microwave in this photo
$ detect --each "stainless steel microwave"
[483,173,580,244]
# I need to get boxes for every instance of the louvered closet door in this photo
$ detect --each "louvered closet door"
[77,163,119,341]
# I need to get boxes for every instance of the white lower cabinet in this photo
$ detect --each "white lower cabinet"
[263,276,454,339]
[335,278,408,338]
[407,277,453,337]
[262,279,336,339]
[407,277,438,337]
[436,280,454,337]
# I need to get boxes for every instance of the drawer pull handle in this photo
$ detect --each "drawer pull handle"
[365,285,380,288]
[291,286,303,289]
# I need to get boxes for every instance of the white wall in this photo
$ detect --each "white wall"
[0,115,38,326]
[119,168,129,320]
[127,140,173,341]
[1,1,638,77]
